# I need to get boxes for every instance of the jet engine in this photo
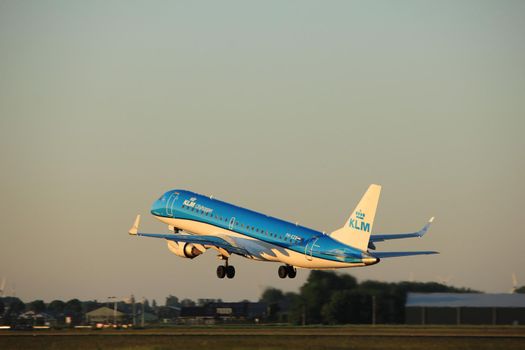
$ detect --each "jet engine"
[167,241,203,259]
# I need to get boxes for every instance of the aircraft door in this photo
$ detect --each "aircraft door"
[166,192,179,216]
[229,217,236,230]
[304,237,319,261]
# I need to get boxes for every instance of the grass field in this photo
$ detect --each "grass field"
[1,325,525,350]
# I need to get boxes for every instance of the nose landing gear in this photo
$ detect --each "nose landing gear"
[278,265,296,279]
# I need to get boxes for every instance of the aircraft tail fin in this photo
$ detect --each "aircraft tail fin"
[330,184,381,252]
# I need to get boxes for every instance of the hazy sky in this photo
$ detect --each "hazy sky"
[1,0,524,304]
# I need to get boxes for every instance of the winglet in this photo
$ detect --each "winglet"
[417,217,435,237]
[129,215,141,235]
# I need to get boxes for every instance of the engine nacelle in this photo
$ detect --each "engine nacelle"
[167,241,203,259]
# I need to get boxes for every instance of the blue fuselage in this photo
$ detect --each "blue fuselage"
[150,189,375,265]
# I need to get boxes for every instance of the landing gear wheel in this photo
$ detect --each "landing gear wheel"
[287,266,297,279]
[278,265,288,278]
[216,265,226,279]
[226,265,236,279]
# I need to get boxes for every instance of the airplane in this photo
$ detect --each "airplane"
[129,184,437,279]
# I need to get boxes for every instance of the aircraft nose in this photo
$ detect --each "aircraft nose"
[150,197,164,215]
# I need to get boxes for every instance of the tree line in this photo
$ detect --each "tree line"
[259,271,483,324]
[0,297,161,325]
[0,295,226,326]
[2,271,523,325]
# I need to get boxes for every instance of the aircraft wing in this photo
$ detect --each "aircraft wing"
[372,251,439,258]
[370,217,434,243]
[128,215,249,256]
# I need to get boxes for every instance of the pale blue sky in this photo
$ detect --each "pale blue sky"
[1,0,524,303]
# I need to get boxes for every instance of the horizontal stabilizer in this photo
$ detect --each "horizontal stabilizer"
[372,251,439,258]
[370,217,434,243]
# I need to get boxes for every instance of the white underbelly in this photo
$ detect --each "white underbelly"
[154,216,362,269]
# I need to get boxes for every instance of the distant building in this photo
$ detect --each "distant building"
[136,311,158,325]
[86,306,128,324]
[16,311,56,329]
[406,293,525,325]
[178,302,267,325]
[157,306,181,323]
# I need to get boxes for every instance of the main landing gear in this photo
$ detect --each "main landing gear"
[216,259,235,279]
[278,265,296,279]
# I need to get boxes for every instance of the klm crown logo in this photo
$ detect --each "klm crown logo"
[349,209,370,233]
